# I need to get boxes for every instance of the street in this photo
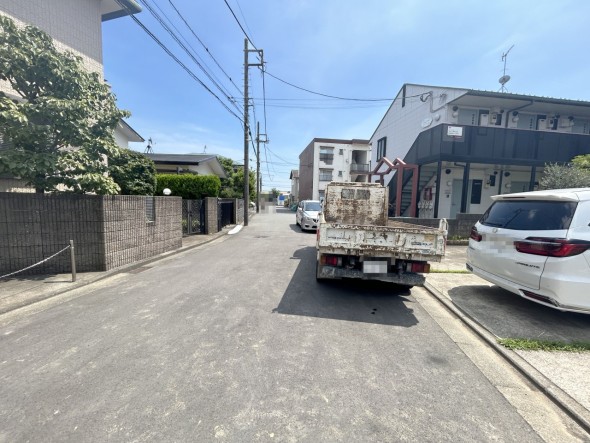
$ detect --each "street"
[0,207,587,442]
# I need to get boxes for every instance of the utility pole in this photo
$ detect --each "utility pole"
[243,38,263,226]
[255,122,268,214]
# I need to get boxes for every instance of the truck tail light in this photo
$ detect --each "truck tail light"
[324,255,342,267]
[470,226,482,242]
[410,262,430,273]
[514,237,590,257]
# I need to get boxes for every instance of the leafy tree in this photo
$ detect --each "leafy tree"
[539,162,590,190]
[217,155,255,200]
[572,154,590,170]
[270,188,281,198]
[156,173,221,199]
[109,149,156,195]
[0,15,128,194]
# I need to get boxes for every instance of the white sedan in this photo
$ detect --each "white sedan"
[296,200,321,231]
[466,188,590,314]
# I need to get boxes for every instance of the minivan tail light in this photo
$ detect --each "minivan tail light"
[514,237,590,257]
[470,226,482,242]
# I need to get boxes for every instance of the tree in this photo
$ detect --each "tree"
[540,162,590,190]
[0,15,128,194]
[572,154,590,170]
[109,149,156,195]
[217,155,255,200]
[270,188,281,198]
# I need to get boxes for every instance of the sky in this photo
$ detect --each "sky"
[102,0,590,191]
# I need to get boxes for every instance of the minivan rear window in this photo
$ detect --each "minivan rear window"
[480,200,577,230]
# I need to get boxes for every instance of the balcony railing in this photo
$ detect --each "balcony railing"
[319,153,334,161]
[350,163,370,173]
[319,174,333,181]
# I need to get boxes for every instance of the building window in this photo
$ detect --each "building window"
[376,137,387,159]
[339,149,344,155]
[319,169,333,181]
[319,146,334,162]
[338,171,343,177]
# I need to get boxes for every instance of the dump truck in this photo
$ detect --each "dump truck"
[316,182,447,286]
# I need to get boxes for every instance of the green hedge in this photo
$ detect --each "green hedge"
[156,174,221,199]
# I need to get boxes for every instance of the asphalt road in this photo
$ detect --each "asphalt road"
[0,207,585,442]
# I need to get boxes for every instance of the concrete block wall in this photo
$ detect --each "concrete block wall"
[102,196,182,270]
[392,213,483,238]
[204,197,218,235]
[0,193,105,274]
[0,193,183,275]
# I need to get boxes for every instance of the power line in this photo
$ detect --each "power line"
[223,0,257,50]
[166,0,243,95]
[139,0,241,115]
[114,0,243,122]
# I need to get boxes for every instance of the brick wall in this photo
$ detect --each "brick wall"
[0,193,182,275]
[204,197,218,235]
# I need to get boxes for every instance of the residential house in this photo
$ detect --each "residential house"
[298,138,371,201]
[370,83,590,219]
[146,153,227,180]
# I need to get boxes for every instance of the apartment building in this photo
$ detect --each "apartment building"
[370,83,590,219]
[298,138,370,201]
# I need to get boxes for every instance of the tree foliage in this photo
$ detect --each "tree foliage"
[0,15,128,194]
[109,149,156,195]
[217,155,256,200]
[156,173,221,199]
[540,162,590,190]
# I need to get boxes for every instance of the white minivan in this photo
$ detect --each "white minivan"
[466,188,590,314]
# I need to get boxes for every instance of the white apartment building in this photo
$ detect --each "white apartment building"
[298,138,371,201]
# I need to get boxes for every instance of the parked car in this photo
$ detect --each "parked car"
[296,200,321,231]
[466,188,590,314]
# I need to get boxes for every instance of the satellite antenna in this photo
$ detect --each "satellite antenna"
[144,137,154,154]
[499,44,514,92]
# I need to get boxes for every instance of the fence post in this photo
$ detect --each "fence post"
[70,239,77,282]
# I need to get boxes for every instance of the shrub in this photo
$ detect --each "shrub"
[156,174,221,199]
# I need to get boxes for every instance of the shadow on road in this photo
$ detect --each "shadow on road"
[449,285,590,342]
[273,246,418,327]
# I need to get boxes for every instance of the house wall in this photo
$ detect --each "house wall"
[0,0,103,78]
[370,85,468,186]
[298,141,315,200]
[0,193,182,275]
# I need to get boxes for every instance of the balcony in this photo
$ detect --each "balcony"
[319,174,333,182]
[319,153,334,162]
[350,163,370,174]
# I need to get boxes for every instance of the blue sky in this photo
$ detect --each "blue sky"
[102,0,590,191]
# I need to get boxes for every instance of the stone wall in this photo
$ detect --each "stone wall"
[0,193,182,275]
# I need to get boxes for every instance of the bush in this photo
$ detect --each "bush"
[156,174,221,199]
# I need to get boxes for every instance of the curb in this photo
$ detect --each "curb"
[423,281,590,435]
[0,228,232,316]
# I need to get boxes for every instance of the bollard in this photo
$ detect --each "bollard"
[70,239,77,282]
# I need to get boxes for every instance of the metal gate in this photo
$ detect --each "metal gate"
[218,199,234,230]
[182,199,205,235]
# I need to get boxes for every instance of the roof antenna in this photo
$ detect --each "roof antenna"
[144,137,155,153]
[203,145,207,153]
[499,45,514,92]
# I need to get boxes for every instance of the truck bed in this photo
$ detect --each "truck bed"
[317,219,447,262]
